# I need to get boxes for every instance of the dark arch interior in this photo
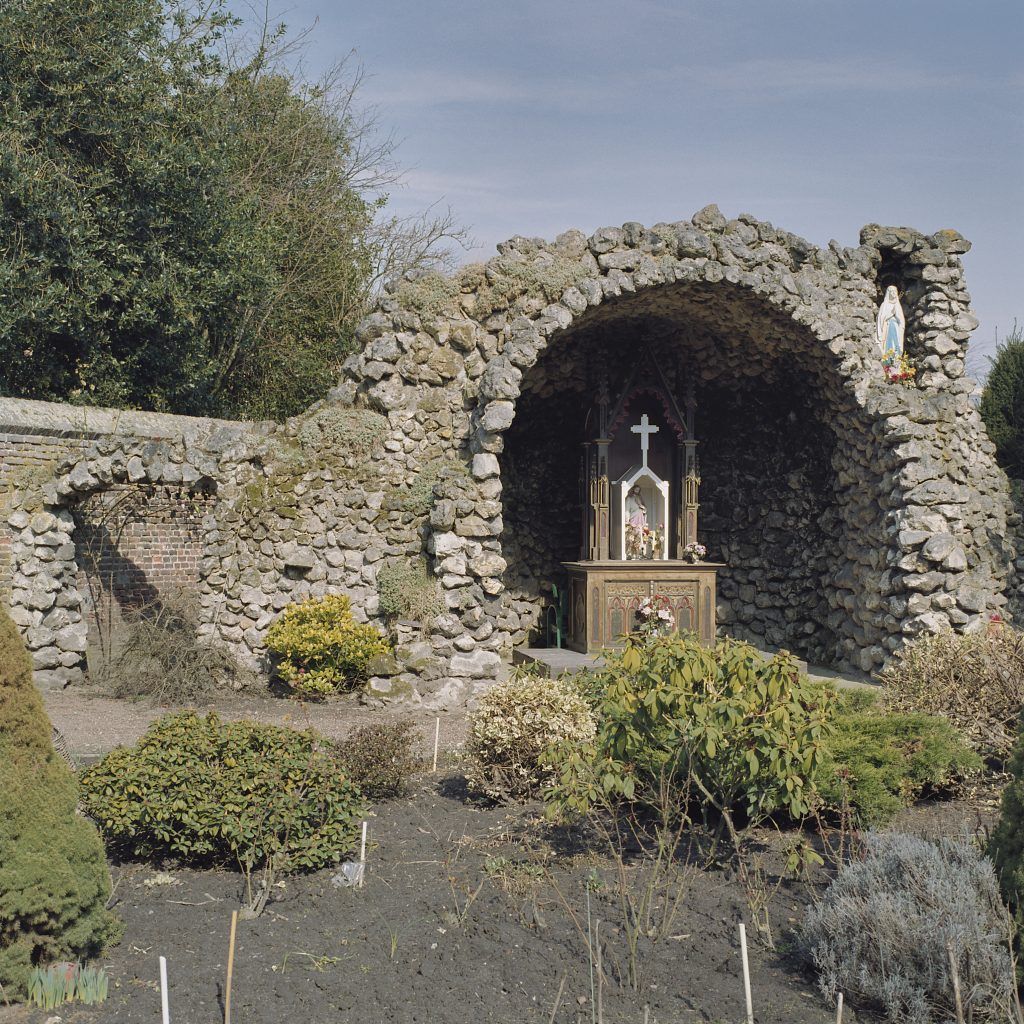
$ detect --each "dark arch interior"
[499,280,849,665]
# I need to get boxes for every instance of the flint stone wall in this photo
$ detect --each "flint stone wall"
[4,206,1019,702]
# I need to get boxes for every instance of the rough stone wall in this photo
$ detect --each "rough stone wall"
[4,206,1017,702]
[0,398,250,591]
[1,399,258,687]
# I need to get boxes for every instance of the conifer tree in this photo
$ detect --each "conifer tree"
[0,607,120,997]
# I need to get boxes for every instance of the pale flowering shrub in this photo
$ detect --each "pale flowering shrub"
[465,674,596,802]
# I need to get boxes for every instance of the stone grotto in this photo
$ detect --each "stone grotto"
[2,204,1019,705]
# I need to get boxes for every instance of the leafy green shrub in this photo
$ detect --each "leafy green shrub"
[466,674,596,802]
[800,832,1016,1024]
[881,628,1024,761]
[377,558,442,622]
[335,719,423,801]
[818,689,982,826]
[547,634,832,826]
[0,608,120,999]
[264,594,390,697]
[80,711,366,874]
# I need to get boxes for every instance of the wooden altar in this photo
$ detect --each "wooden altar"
[561,353,719,655]
[563,559,721,654]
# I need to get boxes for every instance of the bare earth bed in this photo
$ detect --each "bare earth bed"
[0,689,999,1024]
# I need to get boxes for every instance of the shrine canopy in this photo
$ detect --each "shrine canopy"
[612,411,671,560]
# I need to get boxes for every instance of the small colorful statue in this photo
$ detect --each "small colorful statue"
[876,285,906,360]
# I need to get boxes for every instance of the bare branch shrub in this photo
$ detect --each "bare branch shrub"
[881,628,1024,762]
[95,590,243,703]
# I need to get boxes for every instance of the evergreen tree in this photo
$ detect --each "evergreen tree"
[980,324,1024,480]
[0,607,120,997]
[990,711,1024,914]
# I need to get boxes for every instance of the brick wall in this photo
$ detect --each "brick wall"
[73,485,216,659]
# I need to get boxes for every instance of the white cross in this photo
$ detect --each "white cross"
[631,414,659,468]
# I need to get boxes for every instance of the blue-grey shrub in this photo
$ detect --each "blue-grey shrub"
[799,832,1016,1024]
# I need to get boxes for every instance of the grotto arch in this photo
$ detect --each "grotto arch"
[375,211,1014,685]
[477,273,885,672]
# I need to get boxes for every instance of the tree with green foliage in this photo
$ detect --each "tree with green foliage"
[0,607,120,999]
[990,710,1024,920]
[0,0,457,419]
[980,323,1024,480]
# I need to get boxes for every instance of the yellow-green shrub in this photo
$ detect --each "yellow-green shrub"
[80,711,365,873]
[818,689,982,826]
[0,608,120,998]
[264,594,390,697]
[465,674,596,801]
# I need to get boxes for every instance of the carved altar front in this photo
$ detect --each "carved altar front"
[561,352,719,655]
[563,560,721,654]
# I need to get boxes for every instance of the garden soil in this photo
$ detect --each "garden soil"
[0,689,998,1024]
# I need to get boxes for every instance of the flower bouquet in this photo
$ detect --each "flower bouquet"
[883,353,916,386]
[635,595,676,636]
[681,542,706,563]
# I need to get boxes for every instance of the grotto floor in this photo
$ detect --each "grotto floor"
[5,772,1002,1024]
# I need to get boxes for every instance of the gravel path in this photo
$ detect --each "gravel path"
[44,687,469,762]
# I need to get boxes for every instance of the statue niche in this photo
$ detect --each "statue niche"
[562,355,719,654]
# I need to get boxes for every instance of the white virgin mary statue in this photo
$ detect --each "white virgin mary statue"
[626,486,648,531]
[876,285,905,360]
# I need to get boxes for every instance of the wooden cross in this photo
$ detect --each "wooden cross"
[631,414,659,468]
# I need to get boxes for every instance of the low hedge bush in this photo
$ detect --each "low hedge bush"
[465,673,596,802]
[881,628,1024,762]
[547,633,833,826]
[818,689,982,827]
[0,608,120,999]
[800,832,1016,1024]
[264,594,390,697]
[80,711,366,874]
[335,719,422,801]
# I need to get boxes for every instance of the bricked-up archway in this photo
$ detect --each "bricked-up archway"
[7,442,220,689]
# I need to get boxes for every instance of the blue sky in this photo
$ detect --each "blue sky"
[243,0,1023,376]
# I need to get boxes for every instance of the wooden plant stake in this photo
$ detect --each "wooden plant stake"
[595,920,604,1024]
[739,923,754,1024]
[947,939,965,1024]
[359,821,368,888]
[159,955,170,1024]
[586,888,596,1024]
[836,991,844,1024]
[224,910,238,1024]
[432,717,441,773]
[547,973,566,1024]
